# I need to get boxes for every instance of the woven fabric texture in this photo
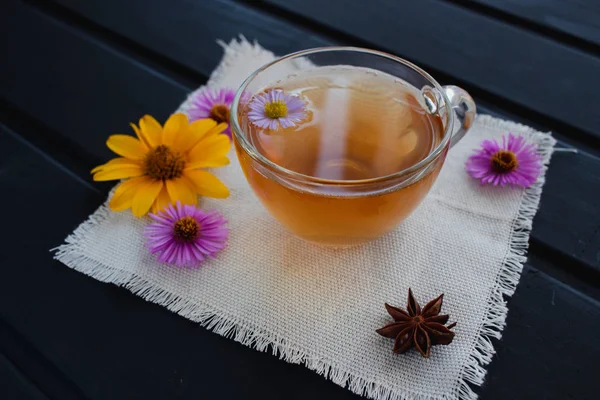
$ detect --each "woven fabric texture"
[56,38,556,400]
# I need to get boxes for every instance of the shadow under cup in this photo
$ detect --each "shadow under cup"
[230,47,476,246]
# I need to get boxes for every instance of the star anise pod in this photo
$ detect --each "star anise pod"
[376,288,457,358]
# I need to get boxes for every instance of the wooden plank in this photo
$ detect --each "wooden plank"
[533,150,600,269]
[45,0,600,273]
[0,354,50,400]
[0,0,189,165]
[257,0,600,146]
[50,0,330,78]
[465,0,600,48]
[480,263,600,400]
[0,318,85,400]
[1,123,599,400]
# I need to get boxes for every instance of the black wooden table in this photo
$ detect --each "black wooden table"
[1,1,599,399]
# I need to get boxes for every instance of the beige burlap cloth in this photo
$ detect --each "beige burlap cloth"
[56,38,555,400]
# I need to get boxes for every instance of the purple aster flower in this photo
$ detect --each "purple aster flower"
[466,133,542,188]
[248,89,306,130]
[144,202,228,268]
[188,88,236,138]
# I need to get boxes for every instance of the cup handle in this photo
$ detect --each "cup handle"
[443,85,476,147]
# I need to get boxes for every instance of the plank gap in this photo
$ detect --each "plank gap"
[448,0,600,57]
[25,0,205,89]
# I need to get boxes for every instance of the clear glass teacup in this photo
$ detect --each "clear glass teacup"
[231,47,476,246]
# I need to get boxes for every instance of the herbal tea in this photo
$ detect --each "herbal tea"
[236,66,446,245]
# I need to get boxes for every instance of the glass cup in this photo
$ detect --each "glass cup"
[231,47,476,246]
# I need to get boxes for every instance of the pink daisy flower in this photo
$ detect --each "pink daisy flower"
[248,89,306,130]
[144,202,228,268]
[466,133,542,188]
[188,88,235,138]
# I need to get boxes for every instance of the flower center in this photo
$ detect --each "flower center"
[264,100,288,119]
[491,150,518,173]
[210,104,230,124]
[173,216,200,242]
[144,145,185,181]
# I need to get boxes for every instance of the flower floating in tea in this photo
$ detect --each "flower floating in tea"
[376,289,456,358]
[145,202,228,268]
[248,89,306,130]
[189,88,236,138]
[91,113,230,216]
[466,133,542,188]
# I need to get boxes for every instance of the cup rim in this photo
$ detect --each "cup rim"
[230,46,453,185]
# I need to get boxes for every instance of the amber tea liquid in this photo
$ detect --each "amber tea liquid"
[236,66,446,245]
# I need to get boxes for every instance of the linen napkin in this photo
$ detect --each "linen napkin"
[55,38,556,400]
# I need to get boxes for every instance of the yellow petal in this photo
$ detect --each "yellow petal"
[106,135,147,160]
[162,113,188,146]
[130,122,150,150]
[184,170,229,199]
[132,179,163,217]
[93,165,144,181]
[112,176,145,199]
[91,158,141,174]
[91,160,113,174]
[139,115,163,148]
[166,178,198,206]
[151,187,172,214]
[206,122,228,137]
[109,177,147,212]
[187,156,230,169]
[171,118,217,152]
[186,134,231,169]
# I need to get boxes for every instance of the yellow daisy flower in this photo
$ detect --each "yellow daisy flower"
[92,113,230,217]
